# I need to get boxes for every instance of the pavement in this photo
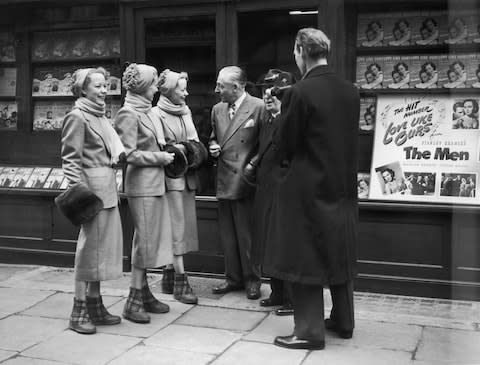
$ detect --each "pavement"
[0,264,479,365]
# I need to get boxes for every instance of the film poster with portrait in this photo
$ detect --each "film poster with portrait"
[370,94,480,203]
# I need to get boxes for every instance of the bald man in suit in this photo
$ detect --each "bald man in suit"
[209,66,263,300]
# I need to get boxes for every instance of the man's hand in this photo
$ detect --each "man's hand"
[209,142,221,158]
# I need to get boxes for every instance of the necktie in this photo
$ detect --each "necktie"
[228,103,236,120]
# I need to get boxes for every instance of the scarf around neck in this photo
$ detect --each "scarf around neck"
[157,95,189,116]
[123,91,153,114]
[74,97,105,117]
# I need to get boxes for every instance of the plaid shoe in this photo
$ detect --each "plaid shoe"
[123,287,150,323]
[86,296,121,326]
[173,273,198,305]
[161,267,175,294]
[69,298,96,334]
[142,283,170,314]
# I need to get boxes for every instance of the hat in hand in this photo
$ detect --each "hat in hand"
[164,144,188,178]
[54,182,104,226]
[180,140,208,170]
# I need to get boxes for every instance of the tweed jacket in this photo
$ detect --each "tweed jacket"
[61,108,118,208]
[114,106,170,197]
[210,93,264,200]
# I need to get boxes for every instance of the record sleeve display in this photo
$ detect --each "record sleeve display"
[0,67,16,96]
[0,32,15,62]
[0,101,17,130]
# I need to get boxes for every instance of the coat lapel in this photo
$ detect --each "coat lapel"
[82,111,111,157]
[220,94,253,148]
[141,108,165,148]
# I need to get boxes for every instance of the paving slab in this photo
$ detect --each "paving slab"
[109,345,215,365]
[0,265,36,282]
[21,293,122,320]
[22,331,141,365]
[0,315,66,352]
[415,327,480,364]
[211,340,307,365]
[174,305,267,332]
[96,300,192,338]
[145,324,243,355]
[0,349,17,362]
[327,319,422,352]
[242,312,293,344]
[2,357,71,365]
[0,288,54,319]
[303,345,413,365]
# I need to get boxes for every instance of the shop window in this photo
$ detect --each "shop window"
[238,9,317,95]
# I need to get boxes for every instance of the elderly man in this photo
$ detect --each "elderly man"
[264,28,360,350]
[209,66,263,300]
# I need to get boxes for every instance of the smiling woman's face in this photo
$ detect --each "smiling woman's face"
[84,72,107,104]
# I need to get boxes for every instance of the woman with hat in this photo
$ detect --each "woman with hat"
[115,63,175,323]
[152,69,205,304]
[61,67,125,334]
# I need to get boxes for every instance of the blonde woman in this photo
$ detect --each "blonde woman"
[115,63,175,323]
[152,69,203,304]
[61,67,125,334]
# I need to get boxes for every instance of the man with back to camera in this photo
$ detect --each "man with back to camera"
[209,66,263,300]
[263,28,360,350]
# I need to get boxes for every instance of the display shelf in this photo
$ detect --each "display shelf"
[31,57,121,66]
[357,44,480,56]
[359,88,480,96]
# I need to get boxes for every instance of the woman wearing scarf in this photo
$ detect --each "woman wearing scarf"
[115,63,175,323]
[61,67,125,334]
[152,69,201,304]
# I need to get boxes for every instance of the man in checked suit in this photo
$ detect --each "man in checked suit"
[209,66,263,300]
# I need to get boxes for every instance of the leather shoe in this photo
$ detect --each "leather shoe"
[274,335,325,350]
[246,285,261,300]
[275,303,294,316]
[212,281,243,295]
[325,318,353,339]
[259,297,282,307]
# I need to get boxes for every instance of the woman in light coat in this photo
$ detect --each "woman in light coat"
[61,67,125,334]
[152,69,202,304]
[115,63,175,323]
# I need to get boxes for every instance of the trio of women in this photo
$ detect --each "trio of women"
[61,64,201,334]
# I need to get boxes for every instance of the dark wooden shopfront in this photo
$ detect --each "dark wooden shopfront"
[0,0,479,300]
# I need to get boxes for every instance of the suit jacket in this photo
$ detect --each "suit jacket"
[61,108,118,208]
[262,65,360,286]
[152,106,198,192]
[210,93,264,200]
[114,106,169,197]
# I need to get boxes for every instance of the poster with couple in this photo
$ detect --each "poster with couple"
[369,94,480,204]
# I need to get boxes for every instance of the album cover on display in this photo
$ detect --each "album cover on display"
[9,167,34,188]
[25,167,52,189]
[0,32,15,62]
[0,101,17,131]
[43,168,65,189]
[0,67,16,96]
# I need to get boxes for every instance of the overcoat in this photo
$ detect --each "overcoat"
[262,65,360,286]
[210,93,264,200]
[251,111,282,265]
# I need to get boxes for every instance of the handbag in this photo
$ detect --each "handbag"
[54,182,104,226]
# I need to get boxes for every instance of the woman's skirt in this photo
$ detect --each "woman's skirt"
[128,196,173,268]
[74,206,123,281]
[166,189,199,255]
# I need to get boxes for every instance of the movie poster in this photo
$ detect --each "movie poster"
[370,94,480,203]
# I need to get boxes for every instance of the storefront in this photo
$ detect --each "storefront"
[0,0,479,300]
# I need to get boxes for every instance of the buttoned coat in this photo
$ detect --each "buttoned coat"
[210,93,264,200]
[62,108,118,208]
[262,65,360,286]
[114,106,169,197]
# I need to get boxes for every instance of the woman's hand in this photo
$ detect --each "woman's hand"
[162,152,175,165]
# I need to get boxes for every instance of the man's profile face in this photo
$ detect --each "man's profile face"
[293,42,306,75]
[215,72,237,104]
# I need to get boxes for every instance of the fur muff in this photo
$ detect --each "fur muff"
[164,144,188,178]
[180,140,208,170]
[55,182,104,226]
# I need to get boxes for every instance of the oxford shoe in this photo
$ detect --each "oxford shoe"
[274,335,325,350]
[275,303,294,316]
[211,281,244,295]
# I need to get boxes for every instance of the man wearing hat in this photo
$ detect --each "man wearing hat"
[250,69,295,316]
[209,66,263,300]
[265,28,359,350]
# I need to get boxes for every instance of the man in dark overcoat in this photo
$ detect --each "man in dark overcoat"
[209,66,263,300]
[263,28,360,350]
[250,69,295,316]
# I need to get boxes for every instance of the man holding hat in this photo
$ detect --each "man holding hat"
[209,66,263,300]
[250,69,295,316]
